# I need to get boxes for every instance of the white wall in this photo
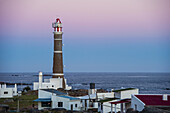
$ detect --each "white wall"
[33,78,71,90]
[69,100,81,111]
[121,89,139,99]
[52,95,81,111]
[52,96,70,109]
[131,95,145,111]
[38,89,54,98]
[97,92,115,99]
[0,84,18,98]
[114,89,139,99]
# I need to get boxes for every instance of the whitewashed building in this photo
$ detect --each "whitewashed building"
[0,84,18,98]
[131,94,170,111]
[98,88,139,113]
[33,72,72,90]
[34,89,81,111]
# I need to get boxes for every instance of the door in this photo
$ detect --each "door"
[71,104,73,111]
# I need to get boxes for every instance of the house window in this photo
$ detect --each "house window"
[41,102,51,107]
[75,104,77,107]
[4,92,8,94]
[13,91,15,93]
[58,102,63,107]
[135,104,137,110]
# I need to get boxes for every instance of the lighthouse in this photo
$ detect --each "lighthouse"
[33,18,71,90]
[52,18,66,89]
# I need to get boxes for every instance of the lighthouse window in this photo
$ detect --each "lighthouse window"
[52,85,54,87]
[75,104,77,107]
[4,92,8,94]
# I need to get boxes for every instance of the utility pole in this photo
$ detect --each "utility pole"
[17,91,22,112]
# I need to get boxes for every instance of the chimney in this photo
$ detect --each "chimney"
[90,83,95,89]
[39,72,43,89]
[163,94,168,101]
[88,83,96,95]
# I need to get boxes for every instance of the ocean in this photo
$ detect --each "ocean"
[0,72,170,94]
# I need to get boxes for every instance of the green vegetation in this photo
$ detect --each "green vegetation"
[23,86,31,92]
[0,90,38,110]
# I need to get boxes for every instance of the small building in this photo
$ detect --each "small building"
[131,94,170,111]
[0,84,18,98]
[114,88,139,99]
[33,72,72,90]
[107,88,139,113]
[34,89,81,111]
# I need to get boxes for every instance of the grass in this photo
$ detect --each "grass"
[0,90,38,110]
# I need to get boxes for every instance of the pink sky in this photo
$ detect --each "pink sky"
[0,0,170,41]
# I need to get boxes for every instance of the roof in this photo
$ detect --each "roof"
[78,94,96,100]
[56,18,61,23]
[59,96,80,100]
[98,97,119,103]
[113,88,136,92]
[33,98,51,102]
[41,89,67,95]
[135,95,170,106]
[110,99,131,104]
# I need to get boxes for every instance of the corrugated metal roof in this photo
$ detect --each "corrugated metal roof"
[33,98,51,102]
[41,89,67,95]
[59,96,80,100]
[135,95,170,106]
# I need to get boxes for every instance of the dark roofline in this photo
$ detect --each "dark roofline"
[113,88,136,92]
[41,89,67,95]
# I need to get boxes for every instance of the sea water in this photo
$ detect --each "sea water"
[0,72,170,94]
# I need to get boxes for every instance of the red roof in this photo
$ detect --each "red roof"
[135,95,170,106]
[56,18,61,23]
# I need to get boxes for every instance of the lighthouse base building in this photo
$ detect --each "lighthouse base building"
[33,72,71,90]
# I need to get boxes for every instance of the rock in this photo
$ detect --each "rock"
[126,108,139,113]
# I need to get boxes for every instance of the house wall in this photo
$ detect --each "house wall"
[33,78,71,90]
[114,89,139,99]
[69,100,81,111]
[38,90,53,98]
[121,89,139,99]
[52,96,70,109]
[0,84,17,98]
[97,92,114,99]
[131,95,145,111]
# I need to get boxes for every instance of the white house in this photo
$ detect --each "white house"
[34,89,81,111]
[0,84,18,98]
[131,94,170,111]
[33,72,72,90]
[108,88,139,113]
